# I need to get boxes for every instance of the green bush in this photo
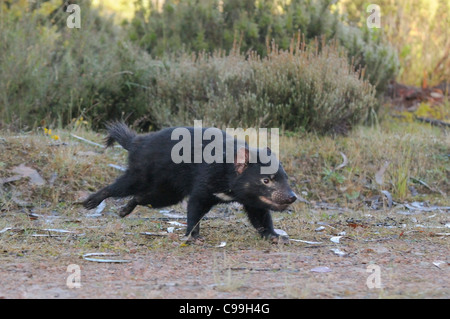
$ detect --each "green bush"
[141,40,378,134]
[0,0,378,134]
[0,1,150,128]
[338,25,399,95]
[128,0,398,93]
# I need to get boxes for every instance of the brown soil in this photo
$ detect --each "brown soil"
[0,205,448,299]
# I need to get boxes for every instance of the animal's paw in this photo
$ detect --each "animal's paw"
[270,235,290,245]
[82,195,102,210]
[181,234,205,245]
[266,230,290,245]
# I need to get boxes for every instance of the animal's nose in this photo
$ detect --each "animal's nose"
[287,191,297,204]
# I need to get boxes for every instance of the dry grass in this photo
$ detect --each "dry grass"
[281,119,449,207]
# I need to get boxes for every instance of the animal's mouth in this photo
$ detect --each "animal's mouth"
[259,196,290,211]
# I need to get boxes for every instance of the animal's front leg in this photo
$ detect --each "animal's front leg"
[243,205,278,239]
[185,196,215,239]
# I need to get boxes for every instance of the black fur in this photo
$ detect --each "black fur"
[83,122,297,240]
[104,121,137,150]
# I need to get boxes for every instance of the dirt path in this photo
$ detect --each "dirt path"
[1,216,448,299]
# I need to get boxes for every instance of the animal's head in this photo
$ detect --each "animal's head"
[232,147,297,211]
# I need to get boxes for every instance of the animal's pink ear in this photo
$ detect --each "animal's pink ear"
[235,147,249,174]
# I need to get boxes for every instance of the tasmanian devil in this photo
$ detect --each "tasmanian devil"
[83,122,297,241]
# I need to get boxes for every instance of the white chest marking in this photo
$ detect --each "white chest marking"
[214,192,235,202]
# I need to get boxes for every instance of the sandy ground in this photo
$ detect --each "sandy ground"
[1,207,449,299]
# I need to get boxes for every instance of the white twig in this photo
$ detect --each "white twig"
[335,152,348,170]
[108,164,127,171]
[70,134,104,148]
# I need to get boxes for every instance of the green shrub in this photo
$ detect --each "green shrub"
[338,26,399,94]
[128,0,398,94]
[0,0,378,134]
[141,39,378,134]
[0,1,150,129]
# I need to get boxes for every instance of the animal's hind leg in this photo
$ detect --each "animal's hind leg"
[119,196,147,218]
[83,173,138,210]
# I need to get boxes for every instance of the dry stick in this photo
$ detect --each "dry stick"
[70,134,124,149]
[415,117,450,128]
[70,134,104,148]
[335,152,348,170]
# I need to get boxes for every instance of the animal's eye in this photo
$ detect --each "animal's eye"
[262,178,270,184]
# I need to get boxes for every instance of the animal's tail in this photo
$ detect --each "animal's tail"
[104,122,137,151]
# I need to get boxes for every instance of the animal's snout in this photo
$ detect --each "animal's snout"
[287,191,297,204]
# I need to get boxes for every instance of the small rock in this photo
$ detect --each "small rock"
[310,266,332,273]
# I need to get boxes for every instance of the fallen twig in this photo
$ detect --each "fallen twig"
[404,202,450,212]
[335,152,348,170]
[289,239,323,244]
[82,252,131,263]
[410,177,445,196]
[108,164,127,171]
[70,134,105,148]
[415,117,450,127]
[0,227,13,234]
[70,133,124,149]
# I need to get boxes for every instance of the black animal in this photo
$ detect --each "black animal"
[83,122,297,240]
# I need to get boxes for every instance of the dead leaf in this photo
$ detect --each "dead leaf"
[95,200,106,214]
[330,248,347,257]
[315,226,326,232]
[375,161,390,186]
[167,227,175,233]
[430,92,443,99]
[0,175,23,185]
[274,229,288,237]
[330,236,343,243]
[381,190,393,208]
[432,260,448,269]
[11,164,46,186]
[11,192,33,207]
